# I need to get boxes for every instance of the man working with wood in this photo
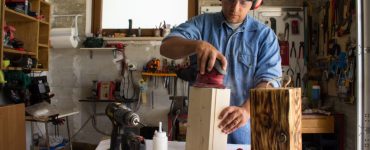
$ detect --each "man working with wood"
[160,0,282,144]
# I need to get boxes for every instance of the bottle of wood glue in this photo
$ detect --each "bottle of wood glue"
[153,122,167,150]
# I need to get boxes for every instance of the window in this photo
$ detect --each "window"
[102,0,189,29]
[91,0,198,36]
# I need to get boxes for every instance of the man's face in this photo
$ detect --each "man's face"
[221,0,253,23]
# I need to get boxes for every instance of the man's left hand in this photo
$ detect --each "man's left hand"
[218,106,250,134]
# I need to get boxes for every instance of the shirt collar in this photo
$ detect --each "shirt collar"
[216,12,258,32]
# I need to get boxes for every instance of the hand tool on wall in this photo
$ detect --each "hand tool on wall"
[290,41,296,58]
[323,1,330,44]
[294,58,302,88]
[328,39,341,56]
[337,0,354,37]
[335,0,345,31]
[269,17,277,34]
[138,79,148,104]
[291,20,299,35]
[284,22,290,41]
[279,41,290,66]
[298,42,304,59]
[295,73,301,87]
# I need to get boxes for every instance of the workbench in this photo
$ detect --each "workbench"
[302,114,335,133]
[302,114,344,150]
[95,139,250,150]
[96,114,338,150]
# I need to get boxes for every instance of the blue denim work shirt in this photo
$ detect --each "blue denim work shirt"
[165,12,282,144]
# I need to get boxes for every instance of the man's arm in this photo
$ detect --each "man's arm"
[160,37,199,59]
[218,82,271,134]
[160,37,227,74]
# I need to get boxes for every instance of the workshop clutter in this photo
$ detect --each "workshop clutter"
[83,37,104,48]
[102,20,173,38]
[3,20,39,70]
[2,71,53,106]
[91,80,118,101]
[3,21,25,51]
[5,0,41,19]
[143,57,189,73]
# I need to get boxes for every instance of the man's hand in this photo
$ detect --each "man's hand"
[194,41,227,74]
[218,106,250,134]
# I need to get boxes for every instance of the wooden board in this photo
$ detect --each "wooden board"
[186,87,230,150]
[0,104,26,150]
[250,88,302,150]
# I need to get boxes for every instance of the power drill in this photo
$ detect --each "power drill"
[106,103,145,150]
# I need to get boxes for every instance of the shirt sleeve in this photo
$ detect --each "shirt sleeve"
[163,16,203,41]
[254,28,283,88]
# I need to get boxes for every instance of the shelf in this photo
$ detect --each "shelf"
[38,44,49,48]
[39,20,49,25]
[79,48,116,51]
[33,68,48,71]
[2,67,47,71]
[103,37,164,41]
[6,67,22,70]
[80,48,117,59]
[3,48,36,56]
[79,99,124,103]
[5,8,38,22]
[141,72,177,77]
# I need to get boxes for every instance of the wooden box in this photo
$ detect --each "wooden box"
[250,88,302,150]
[186,87,230,150]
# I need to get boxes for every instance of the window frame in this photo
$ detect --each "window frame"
[91,0,198,37]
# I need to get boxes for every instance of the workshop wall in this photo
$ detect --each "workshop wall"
[47,0,179,144]
[311,1,358,149]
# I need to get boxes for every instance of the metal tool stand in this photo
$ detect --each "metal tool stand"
[27,111,79,150]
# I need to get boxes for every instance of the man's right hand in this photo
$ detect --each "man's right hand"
[194,41,227,74]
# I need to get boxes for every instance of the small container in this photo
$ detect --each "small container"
[153,122,167,150]
[154,29,161,37]
[312,85,321,107]
[138,27,142,37]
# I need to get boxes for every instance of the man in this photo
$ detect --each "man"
[160,0,282,144]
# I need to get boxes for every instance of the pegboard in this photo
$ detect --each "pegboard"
[252,6,307,89]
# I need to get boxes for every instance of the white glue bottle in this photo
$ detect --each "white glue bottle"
[153,122,168,150]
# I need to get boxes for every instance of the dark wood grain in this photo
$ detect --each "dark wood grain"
[250,88,302,150]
